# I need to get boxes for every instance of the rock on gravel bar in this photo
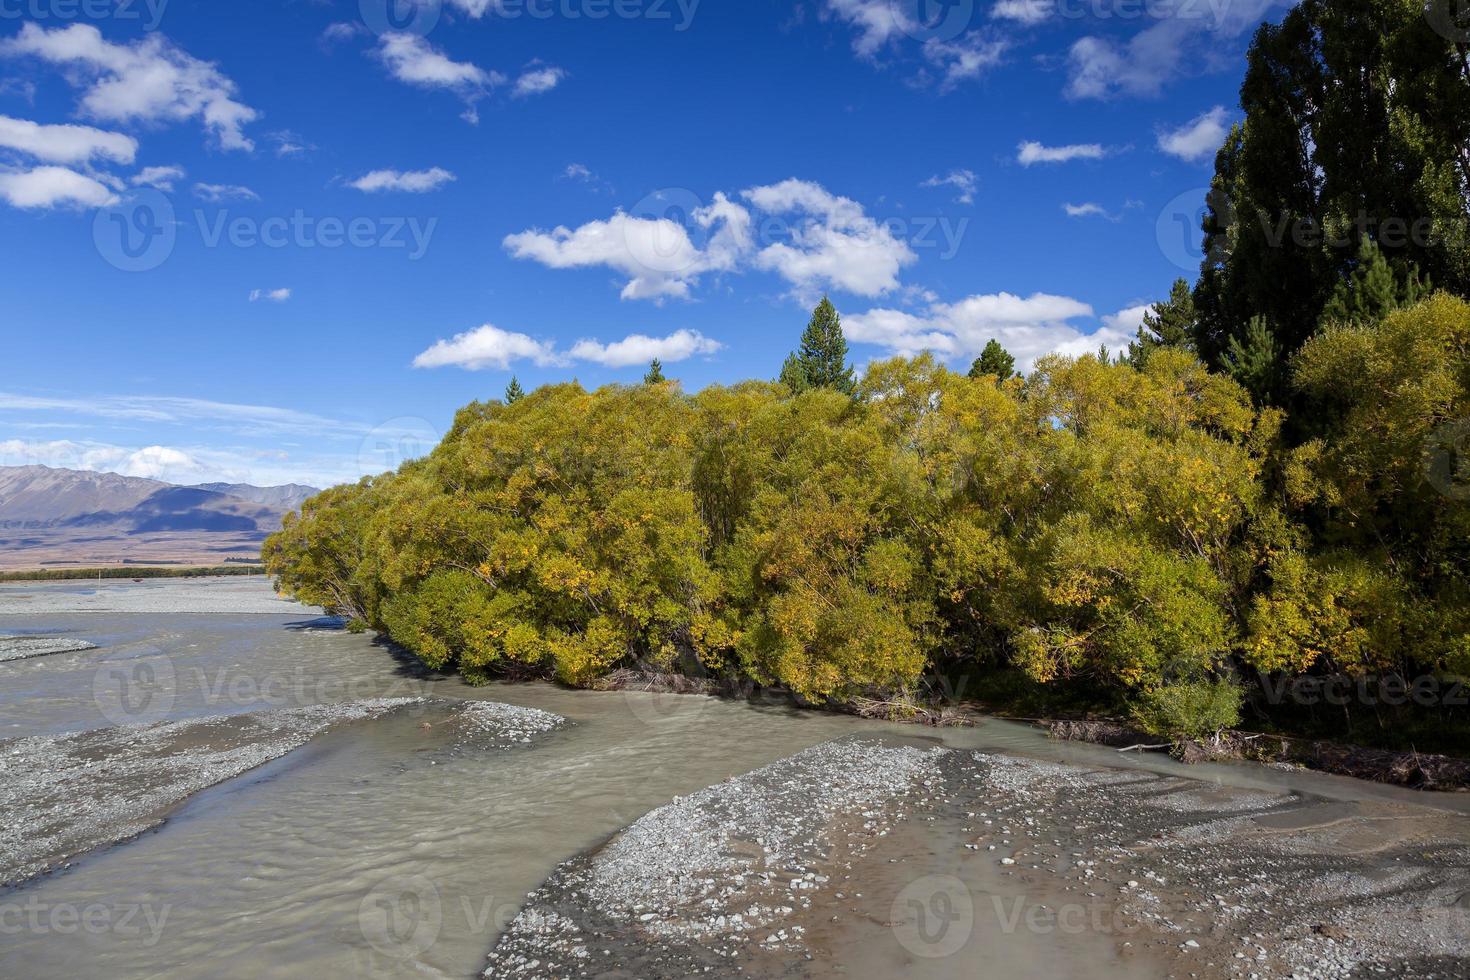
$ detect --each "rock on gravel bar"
[0,635,97,663]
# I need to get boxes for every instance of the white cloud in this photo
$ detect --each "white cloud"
[194,182,258,202]
[0,165,116,209]
[823,0,1004,87]
[131,164,184,191]
[505,179,916,302]
[413,323,723,371]
[249,288,291,303]
[412,323,561,371]
[564,163,594,181]
[1157,105,1230,162]
[513,65,566,97]
[0,114,136,165]
[567,329,721,367]
[0,390,366,437]
[504,191,751,302]
[1017,140,1108,166]
[991,0,1052,24]
[921,169,977,204]
[1102,303,1150,335]
[845,291,1136,370]
[348,167,456,193]
[1,24,258,151]
[1064,202,1108,218]
[374,32,499,120]
[743,179,916,298]
[1066,1,1283,100]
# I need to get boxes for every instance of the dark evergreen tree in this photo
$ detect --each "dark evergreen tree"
[1192,0,1470,382]
[969,339,1016,381]
[1320,237,1432,326]
[644,358,666,384]
[1222,316,1283,407]
[1128,279,1197,366]
[782,297,855,394]
[504,376,525,404]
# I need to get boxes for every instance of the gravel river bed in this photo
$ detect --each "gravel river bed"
[2,578,1468,979]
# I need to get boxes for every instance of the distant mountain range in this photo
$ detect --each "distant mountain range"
[0,466,319,571]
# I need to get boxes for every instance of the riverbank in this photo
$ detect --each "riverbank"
[488,735,1470,979]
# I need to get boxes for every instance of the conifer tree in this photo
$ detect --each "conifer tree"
[782,297,855,395]
[1128,279,1197,365]
[504,376,525,404]
[644,359,666,384]
[969,339,1016,381]
[1321,238,1431,327]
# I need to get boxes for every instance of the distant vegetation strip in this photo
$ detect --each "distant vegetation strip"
[0,565,266,582]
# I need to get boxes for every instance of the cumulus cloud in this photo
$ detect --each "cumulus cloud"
[513,66,566,97]
[0,114,136,165]
[567,329,721,367]
[504,191,751,302]
[504,180,918,302]
[348,167,456,193]
[131,164,184,191]
[1064,202,1108,218]
[1102,303,1150,335]
[921,168,977,204]
[412,323,561,371]
[0,24,258,151]
[0,166,116,209]
[249,288,291,303]
[844,291,1142,370]
[1157,106,1231,162]
[1017,140,1108,166]
[412,324,719,371]
[743,179,916,298]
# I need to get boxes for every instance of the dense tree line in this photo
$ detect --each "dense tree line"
[266,3,1470,743]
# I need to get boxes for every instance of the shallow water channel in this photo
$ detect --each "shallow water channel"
[1,579,1465,979]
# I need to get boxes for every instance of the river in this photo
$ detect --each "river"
[1,579,1466,979]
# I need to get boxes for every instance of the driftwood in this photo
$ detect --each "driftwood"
[1048,719,1470,792]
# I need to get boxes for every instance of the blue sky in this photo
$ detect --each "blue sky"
[0,0,1289,487]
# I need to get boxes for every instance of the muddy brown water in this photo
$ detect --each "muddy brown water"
[1,579,1467,979]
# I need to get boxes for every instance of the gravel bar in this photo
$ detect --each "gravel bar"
[485,738,1470,980]
[0,635,97,663]
[0,698,566,887]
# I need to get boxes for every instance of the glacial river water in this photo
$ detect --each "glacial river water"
[1,579,1466,979]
